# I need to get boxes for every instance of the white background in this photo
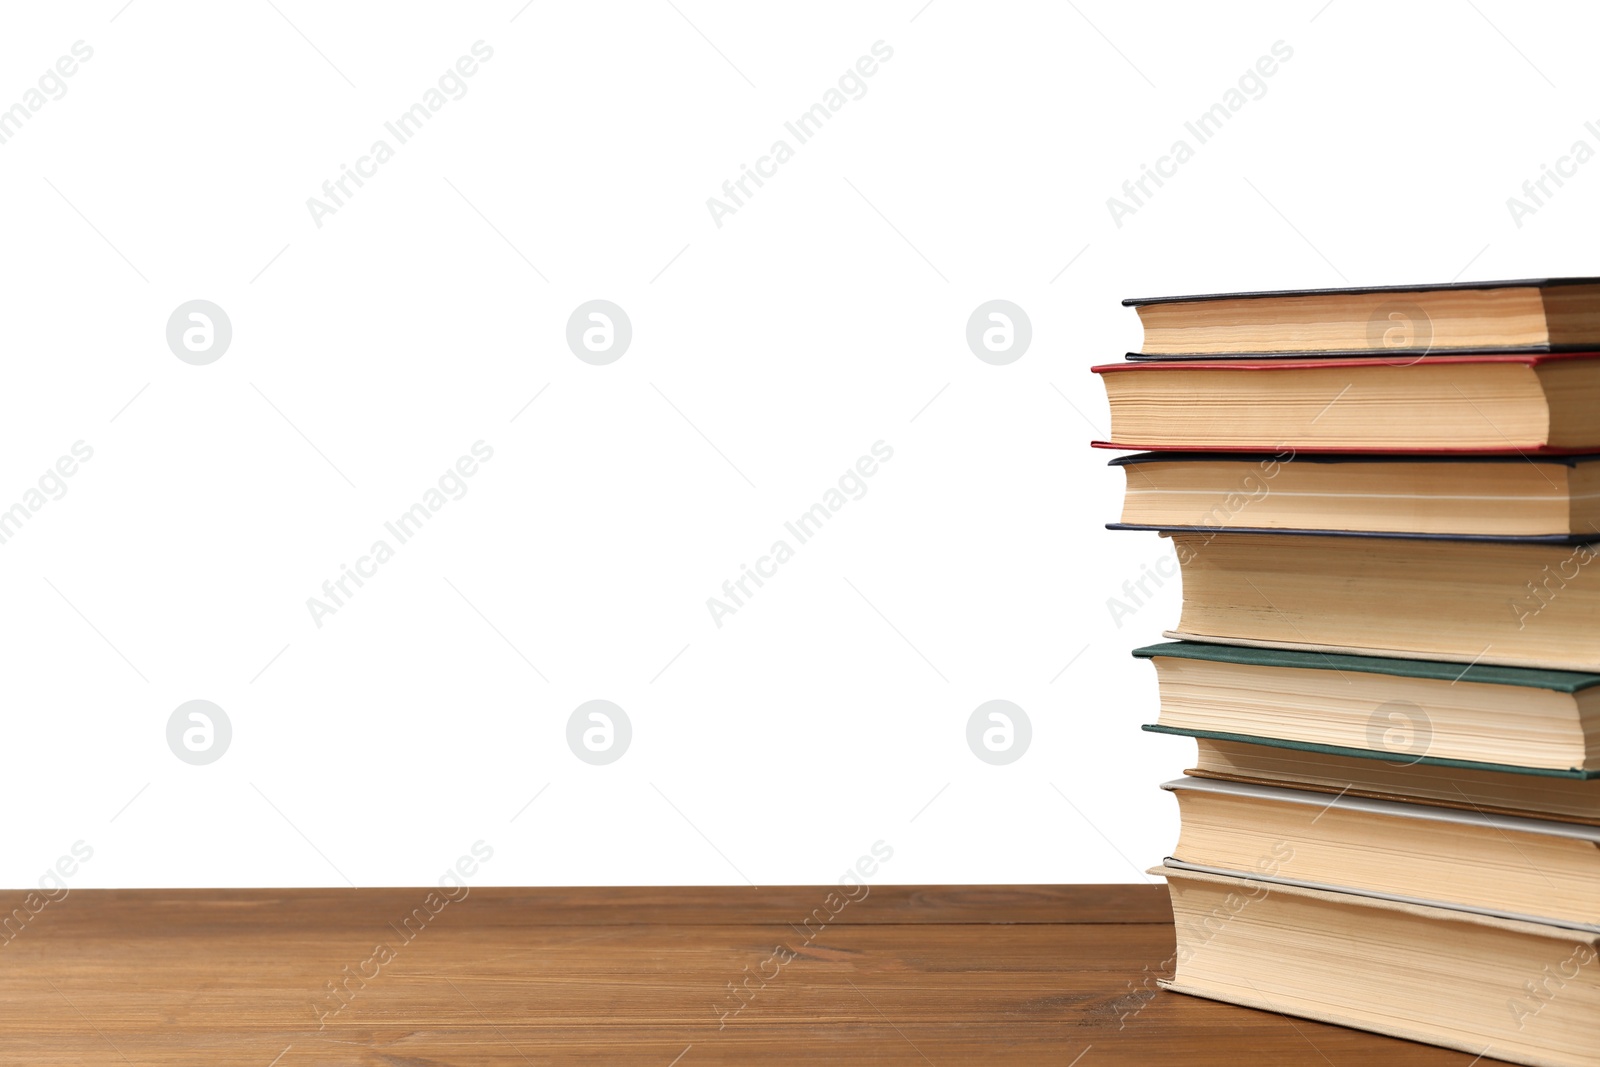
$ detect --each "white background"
[1,0,1595,888]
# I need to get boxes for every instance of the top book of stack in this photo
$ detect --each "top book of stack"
[1123,277,1600,359]
[1096,278,1600,453]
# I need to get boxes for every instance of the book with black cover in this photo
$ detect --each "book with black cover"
[1124,276,1600,306]
[1157,531,1600,673]
[1092,351,1600,453]
[1124,276,1600,359]
[1107,451,1600,541]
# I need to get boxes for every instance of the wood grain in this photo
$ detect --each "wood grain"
[0,884,1500,1065]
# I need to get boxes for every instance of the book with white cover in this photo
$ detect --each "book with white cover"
[1160,866,1600,1067]
[1163,776,1600,929]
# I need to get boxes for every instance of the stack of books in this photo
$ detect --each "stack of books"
[1095,278,1600,1067]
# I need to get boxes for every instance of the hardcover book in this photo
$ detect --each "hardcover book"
[1161,866,1600,1067]
[1110,451,1600,539]
[1160,729,1600,824]
[1125,277,1600,358]
[1092,352,1600,452]
[1135,641,1600,772]
[1158,531,1600,672]
[1163,776,1600,928]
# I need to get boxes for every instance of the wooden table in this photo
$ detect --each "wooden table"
[0,884,1495,1064]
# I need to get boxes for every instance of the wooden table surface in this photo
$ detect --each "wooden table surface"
[0,883,1499,1065]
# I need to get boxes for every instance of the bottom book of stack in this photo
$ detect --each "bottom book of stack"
[1157,776,1600,1067]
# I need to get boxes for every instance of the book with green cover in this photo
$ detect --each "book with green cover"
[1135,640,1600,774]
[1133,640,1600,692]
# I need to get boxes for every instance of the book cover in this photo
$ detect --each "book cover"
[1091,351,1600,454]
[1133,641,1600,692]
[1122,276,1600,307]
[1142,723,1600,780]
